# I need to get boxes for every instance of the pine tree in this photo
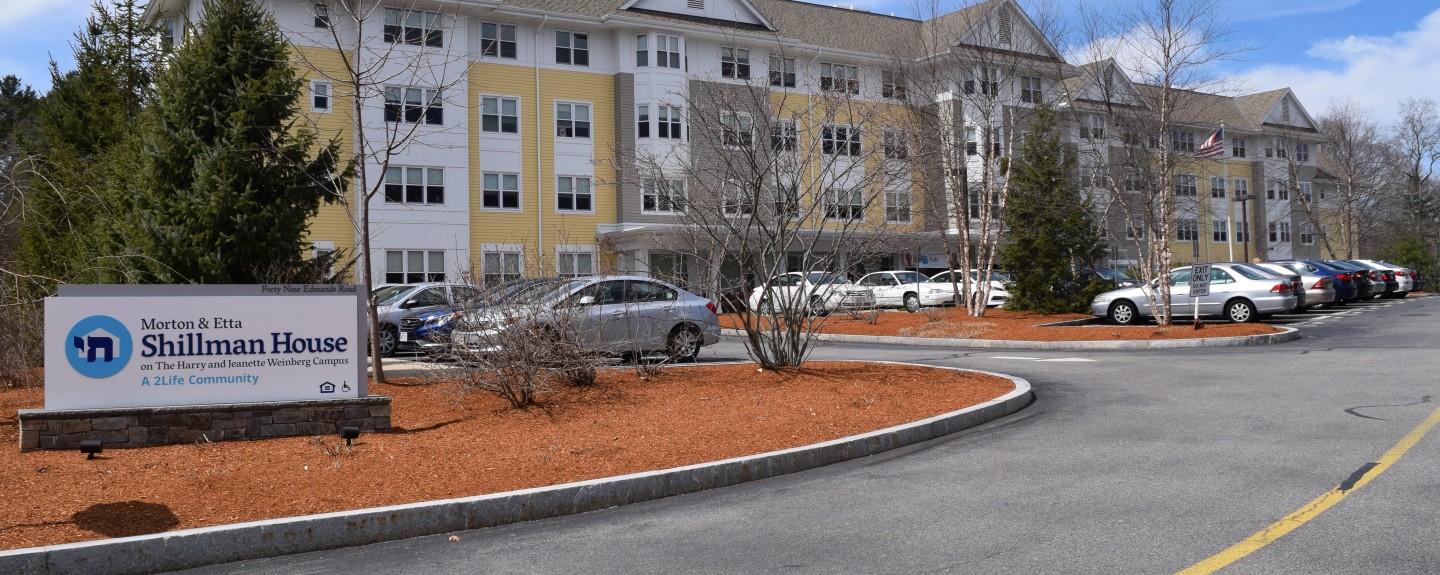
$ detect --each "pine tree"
[139,0,348,283]
[999,104,1105,314]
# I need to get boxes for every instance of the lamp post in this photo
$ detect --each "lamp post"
[1234,193,1253,262]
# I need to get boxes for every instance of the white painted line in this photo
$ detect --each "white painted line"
[1036,358,1095,362]
[989,356,1039,360]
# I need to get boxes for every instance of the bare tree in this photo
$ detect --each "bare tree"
[1316,100,1395,258]
[1389,97,1440,261]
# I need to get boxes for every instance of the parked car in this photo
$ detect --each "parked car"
[1255,262,1334,310]
[371,283,486,356]
[856,270,952,312]
[1271,260,1356,305]
[1232,262,1305,312]
[1076,267,1141,289]
[1091,262,1298,324]
[401,278,569,354]
[929,269,1011,307]
[1351,259,1413,297]
[1342,260,1400,298]
[1322,260,1378,301]
[451,276,721,361]
[748,271,876,316]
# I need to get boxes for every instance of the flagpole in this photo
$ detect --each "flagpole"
[1222,123,1234,261]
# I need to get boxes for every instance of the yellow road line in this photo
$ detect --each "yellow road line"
[1177,403,1440,575]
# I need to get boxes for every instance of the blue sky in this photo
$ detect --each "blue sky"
[2,0,1436,125]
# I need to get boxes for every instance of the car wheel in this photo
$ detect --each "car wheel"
[667,325,703,363]
[903,293,921,313]
[1395,291,1409,299]
[377,326,398,357]
[808,297,829,316]
[1225,299,1257,323]
[758,297,777,316]
[1108,300,1139,325]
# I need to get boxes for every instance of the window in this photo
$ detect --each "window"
[769,56,796,87]
[643,179,685,213]
[963,68,999,96]
[1299,223,1316,245]
[555,31,589,66]
[883,130,909,160]
[1234,221,1249,242]
[557,250,594,278]
[1174,174,1198,197]
[825,188,863,221]
[771,119,796,152]
[772,181,800,218]
[481,250,522,286]
[1171,131,1195,153]
[721,112,753,147]
[1265,137,1287,158]
[1230,137,1246,158]
[656,34,681,69]
[658,105,682,139]
[481,22,516,58]
[1267,181,1289,200]
[1269,221,1291,243]
[1212,220,1228,242]
[160,18,177,47]
[722,181,752,216]
[482,172,520,210]
[1295,143,1310,162]
[885,188,911,223]
[384,8,443,47]
[988,126,1004,157]
[386,250,446,284]
[721,46,750,79]
[1300,181,1313,203]
[1020,76,1043,104]
[637,104,650,138]
[882,70,906,100]
[384,86,442,125]
[969,187,1000,220]
[1233,178,1248,198]
[1210,175,1226,198]
[822,125,861,156]
[481,96,518,134]
[314,4,330,28]
[820,62,859,95]
[1124,168,1144,192]
[965,127,978,156]
[556,176,593,212]
[1176,218,1198,242]
[1080,115,1105,139]
[556,102,591,138]
[636,34,649,67]
[311,81,331,112]
[1126,217,1145,240]
[384,166,444,205]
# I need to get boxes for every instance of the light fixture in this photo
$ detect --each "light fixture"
[79,439,102,460]
[339,426,360,446]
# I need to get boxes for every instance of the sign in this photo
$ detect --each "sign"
[45,285,365,410]
[1189,264,1212,297]
[915,253,948,267]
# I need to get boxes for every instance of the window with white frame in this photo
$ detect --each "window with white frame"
[772,181,799,218]
[1210,175,1226,198]
[963,67,999,96]
[825,188,864,221]
[881,70,906,100]
[1176,218,1198,242]
[1265,137,1288,158]
[1124,168,1144,192]
[988,126,1005,157]
[1267,181,1289,200]
[883,130,909,160]
[657,105,682,139]
[556,176,593,212]
[721,111,752,147]
[771,118,796,152]
[1020,76,1043,103]
[385,8,443,47]
[482,172,520,210]
[1295,142,1310,162]
[481,96,518,134]
[822,125,860,156]
[722,181,752,216]
[968,187,1000,220]
[313,4,330,28]
[820,62,859,94]
[386,250,445,284]
[1269,221,1291,243]
[636,104,650,138]
[481,249,522,286]
[1233,178,1248,198]
[555,31,589,66]
[384,86,442,125]
[885,188,911,223]
[556,102,591,138]
[557,249,595,277]
[1234,221,1249,242]
[642,179,685,213]
[965,127,978,155]
[1212,220,1227,242]
[1300,181,1313,203]
[721,46,750,79]
[311,81,330,112]
[656,34,681,69]
[1174,174,1198,197]
[384,166,443,205]
[1126,217,1145,240]
[1171,130,1195,152]
[160,18,177,47]
[769,55,796,87]
[1299,223,1315,245]
[635,34,649,67]
[1080,115,1105,139]
[481,22,516,58]
[1231,137,1246,158]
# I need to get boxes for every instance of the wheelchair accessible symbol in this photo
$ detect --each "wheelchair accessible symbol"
[66,315,133,379]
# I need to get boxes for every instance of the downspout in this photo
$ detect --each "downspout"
[535,15,549,270]
[805,48,822,248]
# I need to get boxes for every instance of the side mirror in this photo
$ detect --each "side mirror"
[401,299,418,309]
[1150,278,1161,287]
[576,295,597,306]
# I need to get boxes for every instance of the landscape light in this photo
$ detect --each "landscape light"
[339,426,360,446]
[79,439,103,460]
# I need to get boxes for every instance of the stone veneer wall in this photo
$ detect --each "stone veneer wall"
[18,396,391,451]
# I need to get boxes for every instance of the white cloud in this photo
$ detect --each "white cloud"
[1235,8,1440,125]
[1223,0,1361,23]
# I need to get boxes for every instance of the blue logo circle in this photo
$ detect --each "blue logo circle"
[65,315,133,379]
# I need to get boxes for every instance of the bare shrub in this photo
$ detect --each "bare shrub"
[919,306,948,323]
[845,305,882,325]
[0,281,43,388]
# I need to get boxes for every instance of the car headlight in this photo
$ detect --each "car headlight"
[1093,293,1113,304]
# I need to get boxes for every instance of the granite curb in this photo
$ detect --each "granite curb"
[720,326,1300,349]
[0,367,1032,575]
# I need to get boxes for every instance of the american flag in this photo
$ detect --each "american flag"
[1195,126,1225,158]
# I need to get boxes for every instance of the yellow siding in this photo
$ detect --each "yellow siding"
[290,45,358,278]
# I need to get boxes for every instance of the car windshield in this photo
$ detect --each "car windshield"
[1229,264,1270,280]
[807,272,847,285]
[1110,269,1134,281]
[374,285,416,306]
[893,272,927,283]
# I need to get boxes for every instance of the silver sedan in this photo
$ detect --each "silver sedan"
[1091,263,1299,324]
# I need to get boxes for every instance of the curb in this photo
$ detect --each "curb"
[720,326,1300,350]
[1,368,1033,575]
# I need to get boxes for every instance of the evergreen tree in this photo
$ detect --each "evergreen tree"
[139,0,348,283]
[999,104,1105,314]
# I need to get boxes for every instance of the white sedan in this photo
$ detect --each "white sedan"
[930,269,1010,308]
[856,271,953,312]
[747,271,876,316]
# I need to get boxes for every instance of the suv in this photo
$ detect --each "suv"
[371,283,484,356]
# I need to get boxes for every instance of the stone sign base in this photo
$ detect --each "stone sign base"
[18,396,392,451]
